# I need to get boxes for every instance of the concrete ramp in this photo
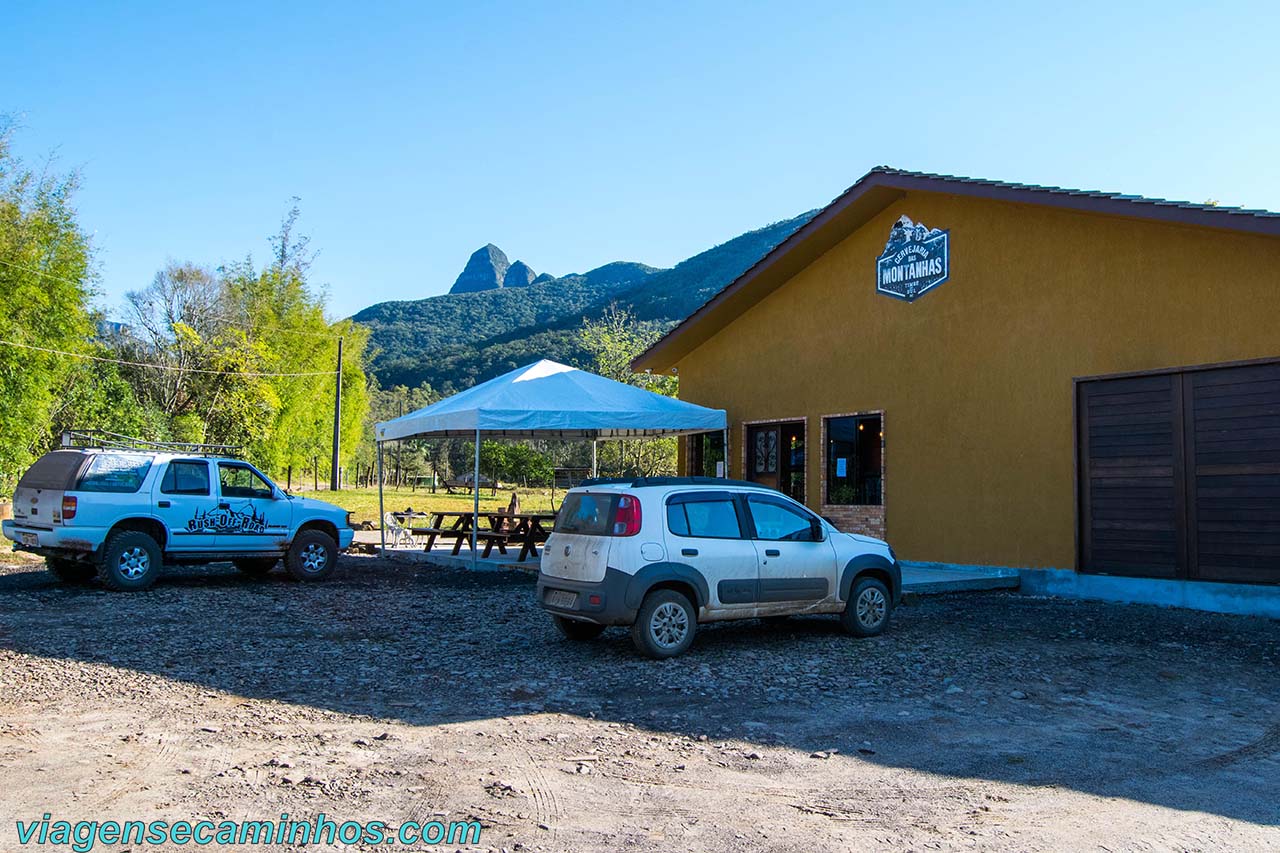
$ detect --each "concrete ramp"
[900,561,1021,594]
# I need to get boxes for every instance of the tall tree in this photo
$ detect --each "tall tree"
[0,120,95,489]
[119,262,231,416]
[107,204,370,479]
[580,305,679,476]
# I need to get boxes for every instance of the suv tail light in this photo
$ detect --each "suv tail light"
[612,494,642,536]
[61,496,78,520]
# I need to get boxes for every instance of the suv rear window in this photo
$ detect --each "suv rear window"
[161,460,211,495]
[76,454,154,493]
[17,451,88,490]
[556,493,619,536]
[667,499,742,539]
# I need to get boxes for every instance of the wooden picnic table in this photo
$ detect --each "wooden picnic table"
[397,509,557,561]
[486,511,558,562]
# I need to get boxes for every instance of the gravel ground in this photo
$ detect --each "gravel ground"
[0,551,1277,852]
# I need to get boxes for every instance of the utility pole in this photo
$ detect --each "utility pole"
[330,337,343,491]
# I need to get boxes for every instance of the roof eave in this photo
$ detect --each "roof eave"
[632,168,1280,373]
[631,172,907,372]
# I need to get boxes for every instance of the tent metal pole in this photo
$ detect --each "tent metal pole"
[377,441,386,552]
[473,427,480,569]
[723,427,729,478]
[591,440,598,478]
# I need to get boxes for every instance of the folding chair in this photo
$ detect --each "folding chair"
[383,512,415,548]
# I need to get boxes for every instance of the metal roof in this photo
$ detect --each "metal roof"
[866,166,1280,222]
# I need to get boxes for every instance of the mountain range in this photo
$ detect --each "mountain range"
[353,211,815,393]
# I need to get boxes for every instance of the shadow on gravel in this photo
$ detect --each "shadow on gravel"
[1,555,1278,825]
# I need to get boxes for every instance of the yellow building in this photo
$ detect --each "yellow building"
[633,168,1280,591]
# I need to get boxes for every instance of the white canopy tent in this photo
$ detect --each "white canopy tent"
[374,359,727,561]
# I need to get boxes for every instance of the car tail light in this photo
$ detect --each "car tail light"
[61,496,77,520]
[612,494,642,536]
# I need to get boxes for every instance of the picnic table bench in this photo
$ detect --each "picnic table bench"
[441,478,497,496]
[392,509,557,561]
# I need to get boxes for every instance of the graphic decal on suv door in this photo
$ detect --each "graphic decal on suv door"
[187,504,268,534]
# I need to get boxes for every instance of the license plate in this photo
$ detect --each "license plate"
[20,532,38,547]
[546,590,578,609]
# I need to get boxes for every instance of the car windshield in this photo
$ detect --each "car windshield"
[556,493,618,535]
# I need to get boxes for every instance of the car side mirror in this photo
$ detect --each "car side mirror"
[810,519,824,541]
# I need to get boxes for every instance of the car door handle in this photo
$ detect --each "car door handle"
[681,548,698,557]
[157,500,171,508]
[765,548,781,557]
[218,503,230,510]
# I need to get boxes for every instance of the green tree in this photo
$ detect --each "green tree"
[215,204,370,478]
[503,442,554,486]
[112,205,371,482]
[48,353,163,446]
[579,304,677,395]
[359,378,440,484]
[580,305,679,476]
[0,120,95,490]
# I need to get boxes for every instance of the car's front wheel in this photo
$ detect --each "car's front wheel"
[552,616,606,641]
[99,530,163,591]
[840,576,892,637]
[631,589,697,659]
[47,557,96,583]
[285,530,337,581]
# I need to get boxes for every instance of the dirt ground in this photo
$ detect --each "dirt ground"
[0,552,1277,852]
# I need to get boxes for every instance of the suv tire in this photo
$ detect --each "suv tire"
[631,589,697,659]
[285,530,337,581]
[552,615,606,641]
[99,530,163,591]
[235,557,279,577]
[841,576,891,637]
[47,557,95,583]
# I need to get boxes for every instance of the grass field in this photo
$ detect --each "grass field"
[311,486,559,527]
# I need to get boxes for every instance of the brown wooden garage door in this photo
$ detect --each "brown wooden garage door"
[1078,361,1280,585]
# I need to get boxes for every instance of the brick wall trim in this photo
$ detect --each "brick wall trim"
[739,415,808,504]
[818,410,887,539]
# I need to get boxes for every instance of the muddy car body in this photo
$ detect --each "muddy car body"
[3,449,354,590]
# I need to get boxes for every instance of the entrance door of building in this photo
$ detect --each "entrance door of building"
[747,421,805,502]
[1077,361,1280,585]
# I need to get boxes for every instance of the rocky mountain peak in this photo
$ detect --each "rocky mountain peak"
[503,260,537,289]
[449,244,511,294]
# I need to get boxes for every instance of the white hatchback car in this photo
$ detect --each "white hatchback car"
[537,477,900,658]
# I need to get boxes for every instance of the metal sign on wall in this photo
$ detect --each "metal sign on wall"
[876,215,950,302]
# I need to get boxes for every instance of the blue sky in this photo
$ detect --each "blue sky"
[5,1,1279,319]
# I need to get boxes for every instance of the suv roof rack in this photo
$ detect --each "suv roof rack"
[60,430,243,458]
[579,476,777,490]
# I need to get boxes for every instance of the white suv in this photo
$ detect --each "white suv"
[537,477,900,658]
[3,449,355,591]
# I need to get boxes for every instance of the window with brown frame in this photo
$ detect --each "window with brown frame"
[687,431,726,478]
[825,415,882,506]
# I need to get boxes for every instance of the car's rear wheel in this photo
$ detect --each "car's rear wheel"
[552,615,606,641]
[840,577,892,637]
[234,557,279,577]
[47,557,95,583]
[99,531,163,591]
[631,589,697,659]
[285,530,337,581]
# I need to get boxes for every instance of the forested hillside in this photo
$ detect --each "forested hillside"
[357,212,813,392]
